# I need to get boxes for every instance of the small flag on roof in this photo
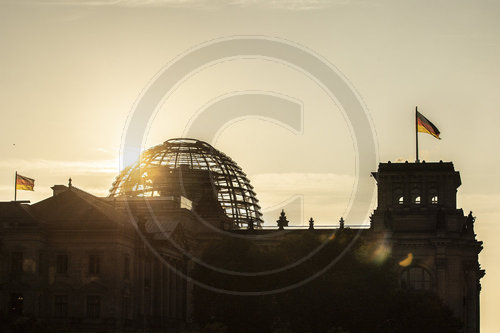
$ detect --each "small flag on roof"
[416,110,441,140]
[16,173,35,191]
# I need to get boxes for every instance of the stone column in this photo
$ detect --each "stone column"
[464,261,479,333]
[170,261,177,318]
[435,257,448,300]
[185,259,195,323]
[160,259,164,324]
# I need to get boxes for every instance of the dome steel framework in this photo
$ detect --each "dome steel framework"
[109,138,263,228]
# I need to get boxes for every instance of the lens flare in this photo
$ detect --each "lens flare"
[371,243,391,264]
[398,253,413,267]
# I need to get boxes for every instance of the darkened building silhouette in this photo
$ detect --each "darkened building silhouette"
[370,161,484,332]
[0,186,193,331]
[0,139,484,332]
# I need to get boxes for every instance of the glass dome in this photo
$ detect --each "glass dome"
[109,138,263,228]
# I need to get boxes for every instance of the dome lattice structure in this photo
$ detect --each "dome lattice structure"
[109,138,263,228]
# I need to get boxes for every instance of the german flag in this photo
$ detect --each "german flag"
[16,174,35,191]
[417,111,441,139]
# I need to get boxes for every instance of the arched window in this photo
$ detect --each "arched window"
[401,267,432,290]
[411,189,421,205]
[398,196,404,205]
[429,188,438,205]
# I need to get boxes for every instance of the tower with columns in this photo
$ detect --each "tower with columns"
[370,161,484,333]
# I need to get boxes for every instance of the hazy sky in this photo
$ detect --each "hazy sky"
[1,0,499,330]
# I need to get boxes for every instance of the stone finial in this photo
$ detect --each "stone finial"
[465,211,475,235]
[339,217,345,230]
[308,217,314,230]
[277,209,289,230]
[68,177,72,188]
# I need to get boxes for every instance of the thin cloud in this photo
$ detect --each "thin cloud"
[0,158,118,175]
[23,0,356,10]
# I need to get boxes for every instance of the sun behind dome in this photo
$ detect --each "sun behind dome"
[108,138,263,228]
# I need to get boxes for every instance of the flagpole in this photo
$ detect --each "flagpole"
[415,106,419,163]
[14,171,17,202]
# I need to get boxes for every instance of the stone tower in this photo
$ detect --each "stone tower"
[370,161,484,333]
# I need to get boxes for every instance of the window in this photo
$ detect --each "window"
[87,295,100,319]
[411,189,421,205]
[429,188,438,205]
[54,295,68,318]
[11,252,23,274]
[401,267,432,290]
[10,293,24,315]
[394,189,404,205]
[124,255,130,279]
[56,255,68,274]
[88,255,100,275]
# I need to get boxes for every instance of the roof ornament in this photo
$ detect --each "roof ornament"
[339,217,345,230]
[277,209,289,230]
[68,177,72,188]
[308,217,315,230]
[465,211,475,235]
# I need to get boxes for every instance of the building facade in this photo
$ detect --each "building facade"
[370,161,484,332]
[0,139,485,332]
[0,186,193,332]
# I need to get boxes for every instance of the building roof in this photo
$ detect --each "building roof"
[372,161,461,187]
[31,186,131,229]
[0,202,41,226]
[145,219,182,240]
[377,160,456,172]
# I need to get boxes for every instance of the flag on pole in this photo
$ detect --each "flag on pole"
[16,174,35,191]
[416,111,441,139]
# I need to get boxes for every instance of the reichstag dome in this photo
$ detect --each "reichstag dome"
[108,138,263,228]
